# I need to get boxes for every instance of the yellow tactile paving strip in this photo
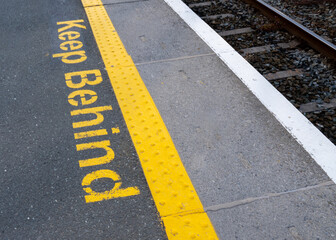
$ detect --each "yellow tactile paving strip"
[82,0,103,7]
[81,1,219,239]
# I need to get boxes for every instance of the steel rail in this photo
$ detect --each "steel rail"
[242,0,336,60]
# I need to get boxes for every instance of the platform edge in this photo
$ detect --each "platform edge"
[163,0,336,183]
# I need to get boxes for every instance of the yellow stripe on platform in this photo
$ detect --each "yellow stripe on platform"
[82,0,102,7]
[81,1,218,239]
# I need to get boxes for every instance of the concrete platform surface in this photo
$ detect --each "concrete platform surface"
[103,0,336,238]
[0,0,335,239]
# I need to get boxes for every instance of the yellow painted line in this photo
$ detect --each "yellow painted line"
[81,1,218,239]
[74,129,108,139]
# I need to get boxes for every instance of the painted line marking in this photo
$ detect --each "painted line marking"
[164,0,336,183]
[81,0,219,239]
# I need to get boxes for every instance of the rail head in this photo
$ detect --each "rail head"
[243,0,336,61]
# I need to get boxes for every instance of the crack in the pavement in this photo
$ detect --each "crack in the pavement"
[161,209,204,219]
[134,53,216,66]
[205,181,334,212]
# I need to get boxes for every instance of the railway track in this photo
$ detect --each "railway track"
[184,0,336,144]
[262,0,336,46]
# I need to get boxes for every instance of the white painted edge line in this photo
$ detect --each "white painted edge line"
[164,0,336,183]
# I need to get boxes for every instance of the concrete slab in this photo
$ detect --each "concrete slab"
[102,0,336,237]
[136,55,330,206]
[207,183,336,239]
[104,0,213,64]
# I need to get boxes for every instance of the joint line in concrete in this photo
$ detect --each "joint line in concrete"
[205,181,334,212]
[134,53,216,66]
